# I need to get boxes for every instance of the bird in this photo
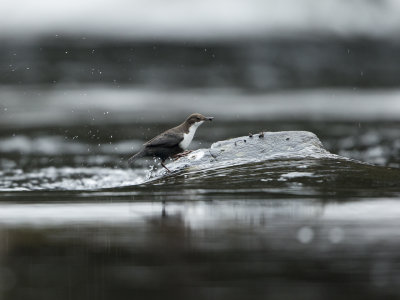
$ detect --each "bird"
[128,113,213,172]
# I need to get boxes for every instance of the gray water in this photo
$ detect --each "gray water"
[2,3,400,296]
[1,86,400,299]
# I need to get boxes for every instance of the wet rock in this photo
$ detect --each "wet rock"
[166,131,340,172]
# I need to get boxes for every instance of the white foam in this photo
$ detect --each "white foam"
[0,167,148,191]
[281,172,314,179]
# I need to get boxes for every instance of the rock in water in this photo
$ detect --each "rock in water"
[164,131,343,173]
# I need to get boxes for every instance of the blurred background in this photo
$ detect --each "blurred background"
[1,1,400,299]
[1,0,400,174]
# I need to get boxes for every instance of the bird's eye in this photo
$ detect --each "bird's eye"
[196,117,200,121]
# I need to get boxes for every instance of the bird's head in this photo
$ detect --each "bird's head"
[185,113,214,127]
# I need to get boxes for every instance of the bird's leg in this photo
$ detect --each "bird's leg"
[172,150,193,160]
[161,161,171,172]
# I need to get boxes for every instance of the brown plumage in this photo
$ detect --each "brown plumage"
[128,113,213,172]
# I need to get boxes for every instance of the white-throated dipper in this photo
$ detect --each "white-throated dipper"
[128,113,213,172]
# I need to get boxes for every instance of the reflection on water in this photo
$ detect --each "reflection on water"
[1,144,399,299]
[0,84,399,298]
[1,199,400,299]
[1,198,400,226]
[1,43,399,299]
[2,2,400,297]
[0,124,399,299]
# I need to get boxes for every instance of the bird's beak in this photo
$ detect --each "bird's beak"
[206,117,214,121]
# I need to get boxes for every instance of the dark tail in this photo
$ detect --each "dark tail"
[127,149,145,164]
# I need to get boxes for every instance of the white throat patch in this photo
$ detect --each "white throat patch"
[179,121,204,150]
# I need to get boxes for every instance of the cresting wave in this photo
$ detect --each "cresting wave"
[3,131,399,195]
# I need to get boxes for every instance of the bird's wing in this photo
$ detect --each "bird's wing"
[145,130,183,148]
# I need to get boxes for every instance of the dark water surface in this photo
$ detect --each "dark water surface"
[1,87,400,299]
[2,37,400,90]
[1,3,400,297]
[1,158,400,300]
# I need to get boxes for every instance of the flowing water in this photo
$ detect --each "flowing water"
[1,86,400,299]
[2,2,400,295]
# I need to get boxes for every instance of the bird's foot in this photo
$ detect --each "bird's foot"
[172,150,193,161]
[161,161,172,173]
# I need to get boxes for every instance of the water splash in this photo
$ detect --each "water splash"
[0,167,148,191]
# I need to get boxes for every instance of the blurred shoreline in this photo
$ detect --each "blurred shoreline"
[1,0,400,40]
[1,37,400,90]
